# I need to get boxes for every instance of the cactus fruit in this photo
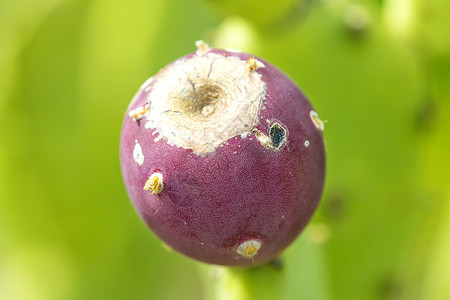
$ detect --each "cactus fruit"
[120,41,325,266]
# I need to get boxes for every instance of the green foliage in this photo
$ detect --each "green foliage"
[204,0,299,26]
[1,0,449,299]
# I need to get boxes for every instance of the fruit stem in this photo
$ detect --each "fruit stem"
[200,263,284,300]
[198,228,333,300]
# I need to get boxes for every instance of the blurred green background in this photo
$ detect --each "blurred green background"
[1,0,449,299]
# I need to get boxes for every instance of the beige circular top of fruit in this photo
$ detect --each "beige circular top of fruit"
[141,48,266,155]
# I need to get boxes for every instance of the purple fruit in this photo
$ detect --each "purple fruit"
[120,41,325,267]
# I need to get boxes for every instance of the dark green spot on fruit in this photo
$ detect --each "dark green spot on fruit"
[269,123,286,148]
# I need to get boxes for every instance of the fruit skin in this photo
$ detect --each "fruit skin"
[120,46,325,266]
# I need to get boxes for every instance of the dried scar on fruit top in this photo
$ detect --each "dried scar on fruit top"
[131,42,267,155]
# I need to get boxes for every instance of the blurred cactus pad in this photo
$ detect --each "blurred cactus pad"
[1,0,449,300]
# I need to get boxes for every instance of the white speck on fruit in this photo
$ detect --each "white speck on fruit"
[304,140,310,147]
[144,43,266,155]
[128,104,149,121]
[310,111,324,131]
[133,140,144,166]
[195,40,210,55]
[144,172,164,194]
[240,131,250,139]
[154,135,163,143]
[236,239,261,259]
[247,56,265,71]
